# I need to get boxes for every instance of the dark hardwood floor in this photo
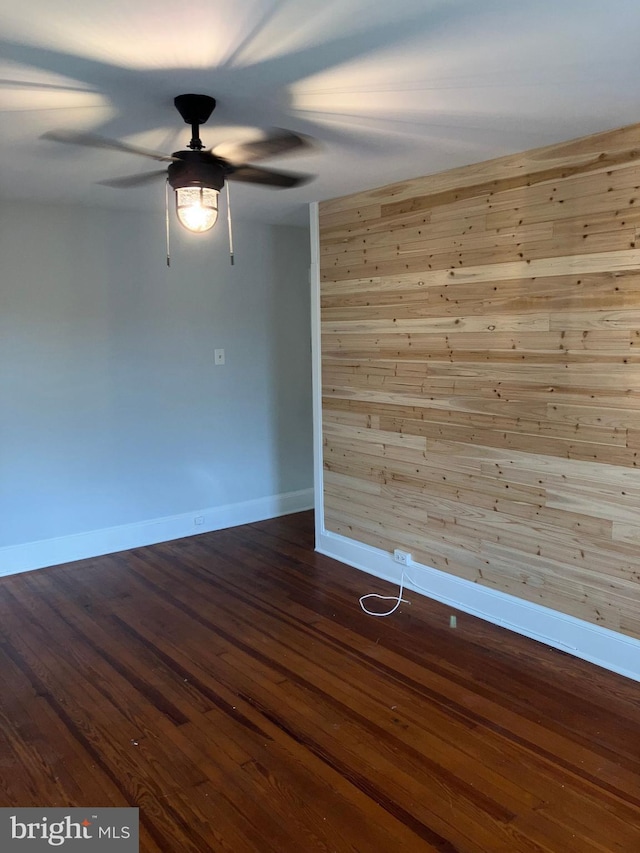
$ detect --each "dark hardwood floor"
[0,511,639,852]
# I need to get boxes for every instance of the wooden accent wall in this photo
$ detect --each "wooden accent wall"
[319,123,640,640]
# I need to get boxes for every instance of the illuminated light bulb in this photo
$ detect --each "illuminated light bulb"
[175,186,219,233]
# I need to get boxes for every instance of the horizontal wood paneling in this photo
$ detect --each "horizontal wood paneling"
[319,121,640,640]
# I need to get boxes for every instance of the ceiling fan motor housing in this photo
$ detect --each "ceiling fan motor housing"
[167,151,226,191]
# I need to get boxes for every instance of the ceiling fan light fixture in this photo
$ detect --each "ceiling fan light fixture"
[42,94,313,242]
[175,185,219,233]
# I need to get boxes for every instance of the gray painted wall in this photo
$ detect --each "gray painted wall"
[0,200,312,548]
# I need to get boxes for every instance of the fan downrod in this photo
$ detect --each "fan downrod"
[174,94,217,151]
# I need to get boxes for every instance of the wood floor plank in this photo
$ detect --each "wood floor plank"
[0,511,638,852]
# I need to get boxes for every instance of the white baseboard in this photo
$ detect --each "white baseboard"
[317,528,640,683]
[0,488,314,577]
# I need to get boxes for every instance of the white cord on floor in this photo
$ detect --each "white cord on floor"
[359,571,411,617]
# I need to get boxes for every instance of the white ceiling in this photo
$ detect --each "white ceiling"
[2,0,640,225]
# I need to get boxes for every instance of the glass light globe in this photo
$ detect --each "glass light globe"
[175,186,219,233]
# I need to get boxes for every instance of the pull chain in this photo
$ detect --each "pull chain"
[226,181,234,266]
[165,179,171,267]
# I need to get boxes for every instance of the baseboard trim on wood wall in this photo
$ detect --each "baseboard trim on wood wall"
[0,488,314,577]
[317,527,640,684]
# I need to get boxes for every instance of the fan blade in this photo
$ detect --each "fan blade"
[41,130,178,162]
[97,170,167,189]
[227,164,312,188]
[214,130,311,165]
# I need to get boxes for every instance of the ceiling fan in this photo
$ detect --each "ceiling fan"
[42,93,314,234]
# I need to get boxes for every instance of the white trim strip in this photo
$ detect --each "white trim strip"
[0,489,314,577]
[309,202,325,545]
[317,528,640,683]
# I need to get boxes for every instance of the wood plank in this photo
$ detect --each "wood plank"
[321,248,640,285]
[323,228,636,274]
[319,121,640,215]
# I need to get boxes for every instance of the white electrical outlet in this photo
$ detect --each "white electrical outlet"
[393,548,412,565]
[194,516,205,526]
